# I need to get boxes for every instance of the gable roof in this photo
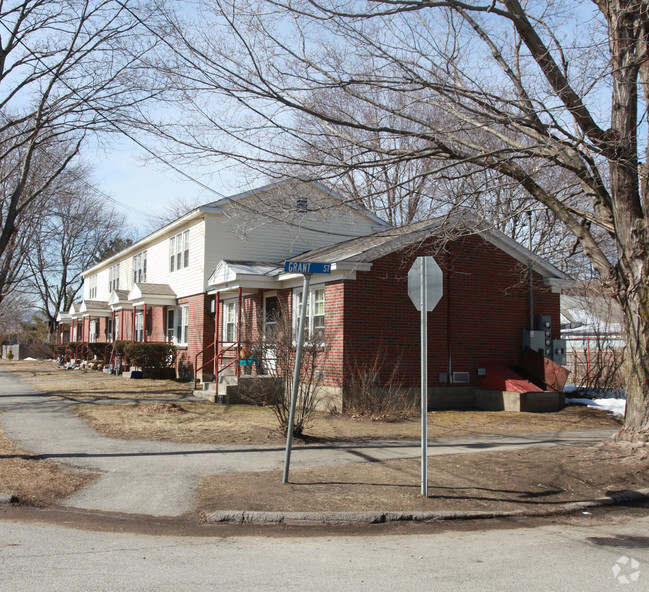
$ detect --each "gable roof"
[203,178,389,229]
[285,213,569,280]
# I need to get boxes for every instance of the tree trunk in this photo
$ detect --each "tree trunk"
[616,281,649,441]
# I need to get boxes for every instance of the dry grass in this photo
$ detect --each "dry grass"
[71,402,622,446]
[2,359,623,447]
[195,443,649,514]
[0,359,192,401]
[0,418,97,506]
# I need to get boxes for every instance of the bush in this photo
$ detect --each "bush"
[343,347,418,421]
[86,342,108,359]
[124,342,177,370]
[112,340,129,356]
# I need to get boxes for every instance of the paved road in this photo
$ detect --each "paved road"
[0,510,647,591]
[0,369,617,517]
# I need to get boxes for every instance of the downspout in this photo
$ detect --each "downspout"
[446,249,452,383]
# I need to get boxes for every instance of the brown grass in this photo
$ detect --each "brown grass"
[71,402,622,446]
[0,419,97,506]
[195,443,649,514]
[0,359,192,401]
[2,358,623,448]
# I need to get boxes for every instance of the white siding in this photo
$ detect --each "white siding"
[86,218,206,301]
[203,184,379,284]
[81,182,381,301]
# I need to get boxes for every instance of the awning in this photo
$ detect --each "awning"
[127,283,177,308]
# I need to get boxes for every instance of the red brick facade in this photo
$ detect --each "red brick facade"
[337,235,559,390]
[66,234,560,405]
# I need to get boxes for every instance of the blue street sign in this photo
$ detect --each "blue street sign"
[284,261,331,274]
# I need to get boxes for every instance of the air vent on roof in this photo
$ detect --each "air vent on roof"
[295,198,308,213]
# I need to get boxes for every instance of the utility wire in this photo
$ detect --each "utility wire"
[0,5,381,239]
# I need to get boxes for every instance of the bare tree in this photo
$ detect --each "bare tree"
[143,0,649,441]
[25,162,130,332]
[0,0,162,304]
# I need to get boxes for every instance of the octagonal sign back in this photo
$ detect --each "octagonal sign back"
[408,256,443,311]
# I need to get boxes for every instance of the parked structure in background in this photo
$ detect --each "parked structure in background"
[561,290,626,389]
[56,179,570,411]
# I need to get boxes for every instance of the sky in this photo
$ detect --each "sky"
[90,136,237,220]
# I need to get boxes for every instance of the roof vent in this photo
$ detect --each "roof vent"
[295,198,308,213]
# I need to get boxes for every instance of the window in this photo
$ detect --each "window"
[166,305,189,345]
[106,318,113,342]
[89,320,98,343]
[293,288,325,341]
[263,295,280,339]
[170,230,190,272]
[88,275,97,300]
[114,316,120,341]
[167,309,175,342]
[132,251,147,285]
[223,300,237,343]
[134,312,144,342]
[109,264,120,292]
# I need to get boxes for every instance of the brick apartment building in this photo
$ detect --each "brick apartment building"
[56,179,568,410]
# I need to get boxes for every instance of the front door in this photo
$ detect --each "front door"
[263,294,280,372]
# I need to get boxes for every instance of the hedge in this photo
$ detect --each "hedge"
[124,342,177,370]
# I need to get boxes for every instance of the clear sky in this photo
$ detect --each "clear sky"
[89,135,238,222]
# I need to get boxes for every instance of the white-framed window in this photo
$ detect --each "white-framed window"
[223,300,237,343]
[109,264,120,292]
[134,312,144,342]
[114,316,120,341]
[89,319,98,343]
[166,305,189,345]
[263,294,280,339]
[106,318,113,342]
[169,230,190,272]
[132,251,147,285]
[293,287,325,342]
[88,275,97,300]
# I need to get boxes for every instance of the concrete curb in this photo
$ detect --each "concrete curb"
[202,488,649,526]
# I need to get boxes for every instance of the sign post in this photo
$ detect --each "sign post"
[408,256,443,497]
[282,261,331,483]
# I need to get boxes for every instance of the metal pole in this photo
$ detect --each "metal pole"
[421,259,428,497]
[283,273,311,484]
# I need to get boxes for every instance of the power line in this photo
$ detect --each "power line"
[0,5,381,239]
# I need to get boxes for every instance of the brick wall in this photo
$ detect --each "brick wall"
[340,234,560,389]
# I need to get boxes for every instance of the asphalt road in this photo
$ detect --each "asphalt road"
[1,508,647,591]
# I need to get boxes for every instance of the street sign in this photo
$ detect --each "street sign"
[284,261,331,274]
[408,257,443,311]
[282,259,331,484]
[407,255,443,497]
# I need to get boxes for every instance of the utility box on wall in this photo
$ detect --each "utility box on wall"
[523,315,566,367]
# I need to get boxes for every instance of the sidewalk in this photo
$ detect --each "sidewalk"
[0,370,619,517]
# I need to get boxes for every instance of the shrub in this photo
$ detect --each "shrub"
[343,347,418,421]
[124,342,177,370]
[112,340,129,356]
[86,342,108,359]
